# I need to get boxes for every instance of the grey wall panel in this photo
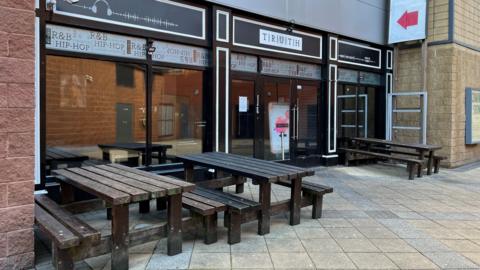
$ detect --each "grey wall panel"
[207,0,388,45]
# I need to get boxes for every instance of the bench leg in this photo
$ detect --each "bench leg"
[417,164,423,178]
[156,197,167,211]
[290,178,301,226]
[434,159,440,174]
[312,194,324,219]
[106,207,112,220]
[407,163,415,180]
[204,212,218,244]
[258,182,271,235]
[224,212,230,228]
[167,193,182,256]
[139,200,150,213]
[228,211,241,244]
[111,204,129,270]
[236,183,245,194]
[60,183,74,204]
[52,244,74,270]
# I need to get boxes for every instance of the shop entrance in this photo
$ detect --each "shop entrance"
[230,76,320,162]
[337,83,380,147]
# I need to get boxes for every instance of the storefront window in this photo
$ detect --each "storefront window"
[152,68,204,163]
[45,56,146,170]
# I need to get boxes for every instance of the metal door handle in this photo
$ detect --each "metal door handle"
[292,106,297,140]
[256,94,260,114]
[296,99,300,139]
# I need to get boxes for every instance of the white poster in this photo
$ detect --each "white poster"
[239,96,248,112]
[46,24,147,59]
[388,0,427,44]
[268,103,290,155]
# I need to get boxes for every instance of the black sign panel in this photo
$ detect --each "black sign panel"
[338,40,381,69]
[233,17,322,60]
[54,0,205,39]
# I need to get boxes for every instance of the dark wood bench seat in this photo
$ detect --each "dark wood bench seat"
[339,148,426,180]
[181,192,226,244]
[276,180,333,219]
[370,146,446,174]
[190,187,260,244]
[35,194,101,270]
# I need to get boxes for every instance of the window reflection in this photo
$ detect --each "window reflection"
[152,68,204,163]
[45,56,146,171]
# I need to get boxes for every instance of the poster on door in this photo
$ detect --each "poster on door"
[269,103,290,154]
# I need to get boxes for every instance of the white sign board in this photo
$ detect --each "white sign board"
[239,96,248,112]
[46,24,147,59]
[259,29,303,51]
[268,103,290,155]
[388,0,427,44]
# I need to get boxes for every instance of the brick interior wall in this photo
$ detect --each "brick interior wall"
[46,56,204,158]
[0,0,36,269]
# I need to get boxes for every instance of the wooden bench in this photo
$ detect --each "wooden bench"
[276,181,333,219]
[180,192,226,244]
[35,194,100,270]
[370,146,446,174]
[190,187,260,244]
[339,148,426,180]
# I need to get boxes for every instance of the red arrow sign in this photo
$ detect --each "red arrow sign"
[397,10,419,29]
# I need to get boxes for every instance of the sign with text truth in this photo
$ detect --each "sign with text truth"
[388,0,427,44]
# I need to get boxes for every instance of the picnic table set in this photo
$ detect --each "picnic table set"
[36,151,333,270]
[37,138,444,269]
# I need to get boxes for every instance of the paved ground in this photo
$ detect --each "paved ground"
[35,162,480,269]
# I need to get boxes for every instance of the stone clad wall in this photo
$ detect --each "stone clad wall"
[455,0,480,48]
[0,0,36,269]
[427,0,450,42]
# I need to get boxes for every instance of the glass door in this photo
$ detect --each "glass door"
[230,79,256,157]
[291,80,320,159]
[337,84,377,147]
[262,78,292,160]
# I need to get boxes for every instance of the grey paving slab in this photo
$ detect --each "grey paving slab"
[326,227,365,239]
[301,238,343,253]
[386,252,439,270]
[309,252,357,269]
[294,227,331,239]
[231,253,274,269]
[357,226,399,239]
[318,218,353,228]
[335,238,380,252]
[404,238,453,252]
[440,239,480,252]
[423,252,479,269]
[189,252,231,269]
[269,252,315,269]
[230,237,269,253]
[147,252,191,270]
[370,238,417,253]
[347,252,399,269]
[265,238,305,252]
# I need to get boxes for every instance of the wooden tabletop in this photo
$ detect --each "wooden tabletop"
[52,164,194,205]
[46,147,89,162]
[177,152,315,183]
[352,137,442,151]
[98,143,173,152]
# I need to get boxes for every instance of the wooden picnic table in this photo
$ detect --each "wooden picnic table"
[98,143,172,165]
[52,163,194,270]
[351,137,442,175]
[46,147,89,172]
[176,152,315,235]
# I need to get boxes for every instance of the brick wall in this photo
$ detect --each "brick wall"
[0,0,35,269]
